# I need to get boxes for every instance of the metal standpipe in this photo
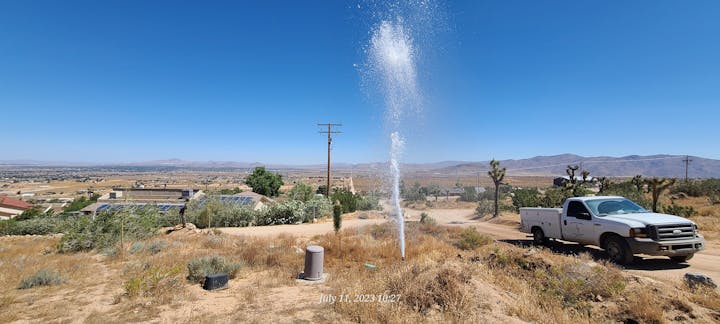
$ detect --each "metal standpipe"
[303,245,324,281]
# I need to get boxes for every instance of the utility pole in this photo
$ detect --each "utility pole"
[318,123,342,197]
[682,155,693,182]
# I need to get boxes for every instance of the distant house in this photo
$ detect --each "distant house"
[0,195,33,220]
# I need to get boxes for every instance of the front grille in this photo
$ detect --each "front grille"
[649,224,696,241]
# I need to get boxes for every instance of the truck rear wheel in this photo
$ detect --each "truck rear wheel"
[670,254,694,263]
[604,236,634,265]
[532,227,547,246]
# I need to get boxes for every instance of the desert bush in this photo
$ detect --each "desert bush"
[475,200,494,217]
[129,242,145,254]
[58,208,162,253]
[663,202,697,217]
[18,269,64,289]
[255,200,305,225]
[671,178,720,197]
[355,193,381,211]
[511,188,542,211]
[146,240,168,254]
[456,227,491,250]
[288,181,314,202]
[174,197,256,228]
[187,255,242,284]
[419,212,436,225]
[540,187,569,208]
[303,196,333,221]
[0,216,66,236]
[459,186,478,202]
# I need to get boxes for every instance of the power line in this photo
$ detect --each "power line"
[318,123,342,197]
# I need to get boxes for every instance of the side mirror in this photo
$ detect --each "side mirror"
[578,212,591,220]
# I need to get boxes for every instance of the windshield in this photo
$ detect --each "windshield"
[586,198,648,216]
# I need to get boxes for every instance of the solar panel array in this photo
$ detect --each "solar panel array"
[197,196,254,206]
[96,204,182,213]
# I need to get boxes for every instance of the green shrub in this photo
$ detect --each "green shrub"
[18,269,64,289]
[255,200,305,225]
[456,227,491,250]
[511,188,542,212]
[663,203,697,218]
[303,196,333,221]
[180,197,257,228]
[129,242,145,254]
[476,200,494,217]
[58,208,162,253]
[419,212,436,225]
[0,217,66,236]
[187,255,242,284]
[459,186,478,202]
[146,240,167,254]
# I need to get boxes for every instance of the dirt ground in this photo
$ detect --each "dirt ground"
[219,200,720,286]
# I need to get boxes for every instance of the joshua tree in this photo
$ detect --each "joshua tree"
[596,177,611,194]
[581,170,591,183]
[488,159,506,218]
[563,165,586,197]
[644,177,676,212]
[631,175,644,192]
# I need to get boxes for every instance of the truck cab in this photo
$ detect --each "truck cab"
[520,196,705,264]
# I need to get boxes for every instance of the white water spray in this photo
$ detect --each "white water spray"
[370,20,419,260]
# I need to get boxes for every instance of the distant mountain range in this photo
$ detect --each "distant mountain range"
[1,154,718,178]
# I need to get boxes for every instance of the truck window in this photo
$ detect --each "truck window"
[567,201,591,219]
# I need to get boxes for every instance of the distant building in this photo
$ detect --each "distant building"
[0,195,33,220]
[81,188,202,215]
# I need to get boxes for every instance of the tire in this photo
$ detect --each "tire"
[532,227,547,246]
[670,254,694,263]
[604,236,634,265]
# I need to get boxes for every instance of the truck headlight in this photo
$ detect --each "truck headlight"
[630,227,648,238]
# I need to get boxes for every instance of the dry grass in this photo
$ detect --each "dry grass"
[668,196,720,240]
[2,221,720,323]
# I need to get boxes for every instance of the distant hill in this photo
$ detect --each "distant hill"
[430,154,720,178]
[1,154,718,178]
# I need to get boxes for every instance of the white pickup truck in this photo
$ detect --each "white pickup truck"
[520,196,705,264]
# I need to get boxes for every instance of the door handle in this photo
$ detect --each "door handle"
[594,224,601,227]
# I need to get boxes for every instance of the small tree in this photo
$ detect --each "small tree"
[333,202,342,234]
[488,159,506,218]
[333,200,342,256]
[631,175,644,192]
[244,167,283,197]
[288,181,314,202]
[644,177,676,212]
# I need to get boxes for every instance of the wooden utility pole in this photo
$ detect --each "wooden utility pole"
[318,123,342,197]
[682,155,693,182]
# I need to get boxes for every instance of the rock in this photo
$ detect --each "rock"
[594,294,603,302]
[523,248,538,257]
[684,273,717,289]
[185,223,197,230]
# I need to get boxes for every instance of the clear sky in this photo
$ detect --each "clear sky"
[1,1,719,164]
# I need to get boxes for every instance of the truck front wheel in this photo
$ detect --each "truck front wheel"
[532,228,547,246]
[604,236,634,265]
[670,254,694,263]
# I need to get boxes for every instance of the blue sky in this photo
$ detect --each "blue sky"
[1,1,718,164]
